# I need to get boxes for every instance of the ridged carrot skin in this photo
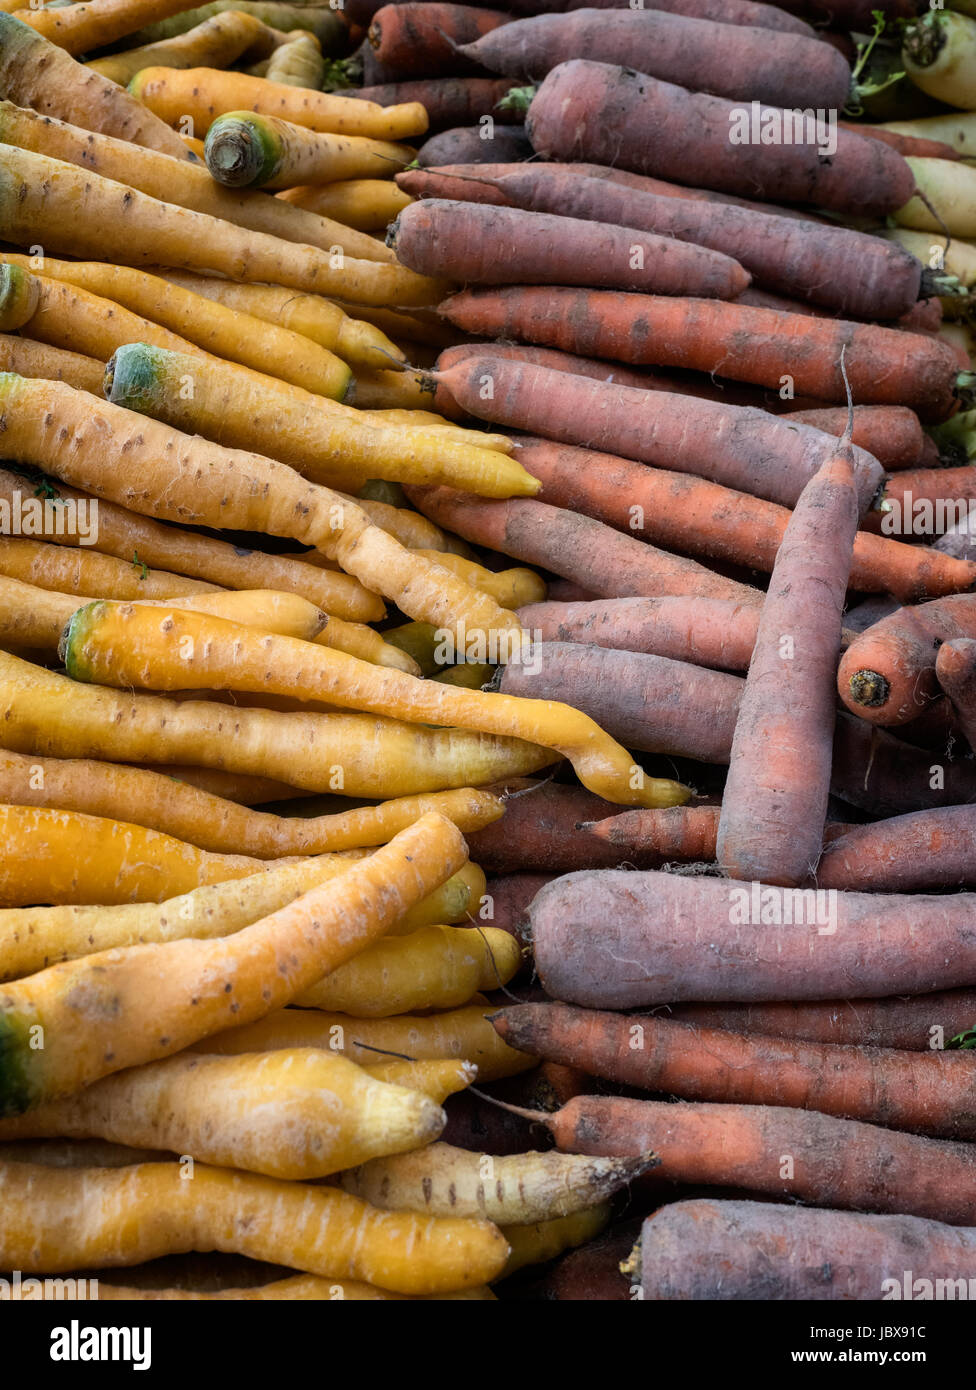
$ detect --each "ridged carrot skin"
[526,60,915,216]
[438,294,963,421]
[492,1001,976,1139]
[424,356,886,508]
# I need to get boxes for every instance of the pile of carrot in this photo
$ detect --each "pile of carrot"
[0,0,975,1312]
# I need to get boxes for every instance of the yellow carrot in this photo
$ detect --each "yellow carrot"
[0,649,553,797]
[0,147,446,307]
[0,261,37,332]
[264,32,325,88]
[0,1050,445,1179]
[412,551,546,608]
[278,178,412,231]
[153,271,404,371]
[16,0,199,56]
[8,255,353,400]
[361,1058,478,1104]
[0,748,502,858]
[0,373,525,642]
[0,333,104,393]
[0,813,467,1113]
[0,1160,509,1293]
[64,601,690,807]
[294,924,522,1016]
[500,1206,611,1278]
[205,110,415,190]
[0,803,285,906]
[0,13,191,157]
[0,466,382,624]
[0,536,218,600]
[201,1003,537,1080]
[88,10,278,86]
[130,65,428,141]
[92,1276,495,1300]
[0,99,395,262]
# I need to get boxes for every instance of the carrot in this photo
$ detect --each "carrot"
[902,10,976,111]
[838,595,976,725]
[481,872,554,941]
[204,111,417,189]
[337,1143,653,1222]
[840,119,961,161]
[87,11,279,86]
[467,780,621,874]
[0,467,382,624]
[515,437,972,603]
[0,13,191,158]
[785,405,938,470]
[433,342,678,402]
[438,293,967,422]
[0,1160,508,1293]
[367,3,509,80]
[528,866,976,1008]
[0,537,218,602]
[0,262,37,333]
[0,812,467,1115]
[0,334,103,394]
[0,648,553,798]
[499,1206,611,1279]
[583,805,723,866]
[867,466,976,539]
[0,101,396,263]
[499,641,976,815]
[127,3,348,47]
[635,1200,976,1301]
[277,176,413,230]
[363,1057,478,1105]
[8,256,353,401]
[671,989,976,1051]
[818,806,976,892]
[881,112,976,159]
[717,419,859,887]
[406,489,762,608]
[16,0,198,55]
[494,1001,976,1140]
[0,804,283,907]
[363,0,816,33]
[418,124,532,166]
[93,1277,495,1300]
[201,1003,536,1081]
[896,157,976,239]
[537,1219,639,1302]
[517,598,762,672]
[393,199,749,299]
[0,375,522,645]
[106,342,537,498]
[138,767,307,804]
[462,9,851,109]
[0,749,503,858]
[129,65,428,141]
[935,637,976,748]
[350,78,517,133]
[0,853,481,984]
[526,1096,976,1226]
[0,1048,448,1179]
[0,148,444,308]
[265,33,325,88]
[63,601,690,808]
[152,272,403,370]
[463,168,929,322]
[296,924,521,1015]
[499,642,744,767]
[422,357,887,507]
[528,61,915,215]
[414,552,545,610]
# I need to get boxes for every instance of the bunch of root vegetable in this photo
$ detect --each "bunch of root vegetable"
[1,0,976,1306]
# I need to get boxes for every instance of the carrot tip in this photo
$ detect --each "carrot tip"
[848,668,891,707]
